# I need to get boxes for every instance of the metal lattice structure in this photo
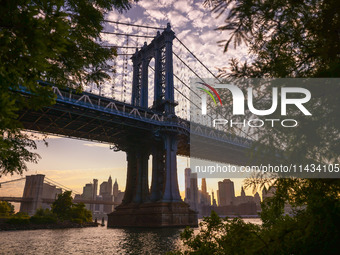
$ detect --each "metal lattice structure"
[16,23,253,227]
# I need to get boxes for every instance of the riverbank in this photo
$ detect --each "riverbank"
[0,218,99,231]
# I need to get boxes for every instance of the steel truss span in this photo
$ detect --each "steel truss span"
[17,24,252,227]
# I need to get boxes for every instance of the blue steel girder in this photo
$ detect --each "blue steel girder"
[17,85,253,165]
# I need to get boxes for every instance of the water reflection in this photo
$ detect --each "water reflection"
[0,218,261,254]
[120,228,183,254]
[0,226,184,255]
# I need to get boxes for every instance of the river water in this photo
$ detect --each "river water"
[0,218,261,255]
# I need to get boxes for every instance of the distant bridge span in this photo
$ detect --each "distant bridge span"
[0,197,118,206]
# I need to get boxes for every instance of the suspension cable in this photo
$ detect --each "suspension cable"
[102,45,138,49]
[45,177,80,194]
[103,20,163,30]
[101,31,155,38]
[173,51,206,84]
[175,37,221,82]
[148,65,201,110]
[0,178,26,185]
[173,52,255,140]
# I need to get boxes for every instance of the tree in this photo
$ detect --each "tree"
[168,211,263,255]
[205,0,340,78]
[71,203,92,223]
[0,201,14,216]
[51,191,92,223]
[203,0,340,165]
[0,0,135,176]
[173,1,340,254]
[51,191,73,220]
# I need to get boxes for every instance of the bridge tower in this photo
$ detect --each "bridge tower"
[20,174,45,215]
[108,24,197,227]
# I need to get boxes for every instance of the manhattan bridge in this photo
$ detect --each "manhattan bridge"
[15,21,254,227]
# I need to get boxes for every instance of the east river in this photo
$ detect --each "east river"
[0,218,261,254]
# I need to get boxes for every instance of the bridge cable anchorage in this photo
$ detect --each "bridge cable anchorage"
[175,37,222,83]
[103,19,164,30]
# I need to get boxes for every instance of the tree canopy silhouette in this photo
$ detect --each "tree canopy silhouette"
[0,0,135,176]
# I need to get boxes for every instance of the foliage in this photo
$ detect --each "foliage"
[6,217,30,225]
[0,201,15,217]
[0,0,134,176]
[0,201,14,215]
[51,191,74,220]
[172,207,340,255]
[70,203,92,223]
[5,211,30,225]
[173,1,340,254]
[51,191,92,223]
[30,208,57,224]
[204,0,340,166]
[205,0,340,78]
[170,211,263,255]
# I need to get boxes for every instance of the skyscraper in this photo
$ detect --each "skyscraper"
[241,186,245,197]
[92,179,98,200]
[81,180,97,212]
[201,178,207,194]
[212,190,217,207]
[200,178,211,206]
[100,177,114,214]
[217,179,235,206]
[184,168,191,202]
[188,172,199,211]
[113,178,119,198]
[108,176,113,196]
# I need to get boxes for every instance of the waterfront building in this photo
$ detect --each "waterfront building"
[217,179,235,206]
[212,190,217,207]
[199,178,211,206]
[184,168,191,202]
[113,178,119,198]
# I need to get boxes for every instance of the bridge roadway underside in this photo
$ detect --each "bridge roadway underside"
[18,102,190,156]
[18,103,250,166]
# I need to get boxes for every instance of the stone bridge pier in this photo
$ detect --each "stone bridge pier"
[107,132,197,227]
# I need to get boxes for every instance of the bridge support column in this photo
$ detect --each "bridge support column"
[122,151,137,205]
[150,144,165,201]
[133,151,150,203]
[108,135,197,228]
[162,133,181,202]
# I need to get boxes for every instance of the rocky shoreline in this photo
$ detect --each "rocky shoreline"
[0,220,99,231]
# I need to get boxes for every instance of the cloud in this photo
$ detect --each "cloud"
[173,0,193,14]
[83,143,109,148]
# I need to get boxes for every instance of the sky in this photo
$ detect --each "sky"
[0,0,255,205]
